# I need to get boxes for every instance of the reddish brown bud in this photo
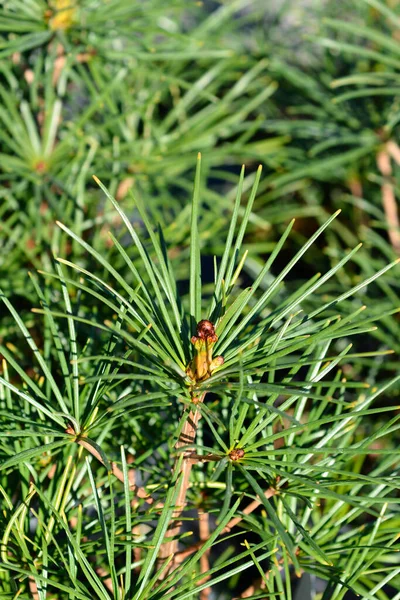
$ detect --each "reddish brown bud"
[194,320,217,342]
[187,320,222,381]
[34,160,48,174]
[229,448,245,461]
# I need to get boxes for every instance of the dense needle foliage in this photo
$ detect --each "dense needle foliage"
[1,1,400,599]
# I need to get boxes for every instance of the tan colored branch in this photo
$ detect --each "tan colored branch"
[377,146,400,254]
[158,320,224,569]
[235,577,267,599]
[174,487,277,563]
[66,429,158,505]
[28,577,39,600]
[198,509,211,600]
[95,566,114,593]
[387,140,400,166]
[222,488,276,534]
[348,177,363,199]
[158,400,205,563]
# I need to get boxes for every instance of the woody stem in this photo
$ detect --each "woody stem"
[158,391,206,567]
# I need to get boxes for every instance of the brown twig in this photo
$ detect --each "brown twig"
[158,399,205,563]
[234,577,267,599]
[387,140,400,165]
[66,428,159,506]
[174,486,277,563]
[376,145,400,254]
[95,566,114,594]
[28,577,39,600]
[198,508,211,600]
[348,175,368,229]
[158,320,224,569]
[222,488,276,534]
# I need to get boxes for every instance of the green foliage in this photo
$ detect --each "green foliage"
[1,166,400,598]
[1,1,400,599]
[0,0,284,297]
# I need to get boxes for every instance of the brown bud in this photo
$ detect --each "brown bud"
[229,448,245,461]
[194,319,217,342]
